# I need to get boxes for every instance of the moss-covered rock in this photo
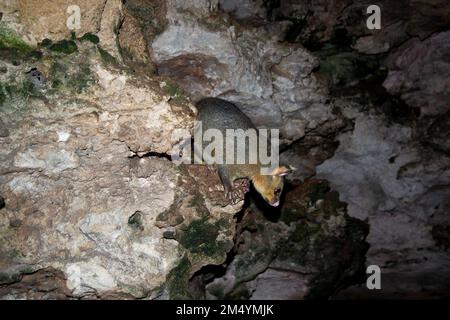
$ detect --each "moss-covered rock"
[49,40,78,54]
[47,57,94,93]
[162,81,187,102]
[0,23,33,64]
[79,33,100,44]
[178,217,229,258]
[0,271,22,285]
[97,47,118,67]
[206,179,369,299]
[0,24,32,54]
[166,255,192,299]
[39,39,53,48]
[0,79,35,115]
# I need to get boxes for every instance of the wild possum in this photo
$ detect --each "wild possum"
[196,97,293,206]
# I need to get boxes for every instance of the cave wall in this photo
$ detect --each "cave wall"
[0,0,449,299]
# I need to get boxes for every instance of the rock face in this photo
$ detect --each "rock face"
[1,0,123,61]
[383,31,450,116]
[2,0,449,300]
[271,0,450,54]
[149,0,333,143]
[205,180,369,300]
[317,105,450,298]
[263,0,450,298]
[0,31,241,298]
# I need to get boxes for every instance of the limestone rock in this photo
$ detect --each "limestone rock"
[151,0,331,143]
[16,0,107,42]
[205,180,369,300]
[0,37,242,299]
[11,0,123,60]
[316,106,450,297]
[383,31,450,116]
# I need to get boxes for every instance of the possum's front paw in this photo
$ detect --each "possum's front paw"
[225,189,243,204]
[224,179,250,204]
[235,179,250,193]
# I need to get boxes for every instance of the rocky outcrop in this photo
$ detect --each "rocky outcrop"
[383,31,450,116]
[0,29,242,298]
[2,0,449,300]
[147,0,333,144]
[205,180,369,299]
[317,104,450,298]
[1,0,123,61]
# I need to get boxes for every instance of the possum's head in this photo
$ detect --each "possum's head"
[252,166,293,207]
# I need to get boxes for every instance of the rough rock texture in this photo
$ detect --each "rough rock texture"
[0,32,242,298]
[263,0,450,297]
[2,0,449,300]
[205,180,369,300]
[383,31,450,116]
[317,104,450,298]
[271,0,450,54]
[2,0,123,61]
[149,0,333,143]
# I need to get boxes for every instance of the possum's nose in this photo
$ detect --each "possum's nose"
[269,200,280,207]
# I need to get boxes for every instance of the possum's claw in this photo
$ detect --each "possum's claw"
[235,179,250,193]
[225,179,250,204]
[225,189,243,204]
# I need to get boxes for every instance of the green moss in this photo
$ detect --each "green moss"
[189,194,204,209]
[79,33,99,44]
[120,284,147,298]
[0,23,32,54]
[0,271,21,285]
[0,23,33,63]
[0,80,34,110]
[49,40,78,54]
[6,248,24,259]
[98,47,118,66]
[215,218,231,230]
[39,38,52,47]
[51,79,62,89]
[166,255,192,299]
[163,81,187,102]
[178,217,229,257]
[48,59,94,93]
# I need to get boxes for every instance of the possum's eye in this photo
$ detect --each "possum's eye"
[274,188,281,195]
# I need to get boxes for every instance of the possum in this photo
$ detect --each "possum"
[196,97,292,206]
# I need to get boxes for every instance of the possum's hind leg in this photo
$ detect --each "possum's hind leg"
[218,166,242,204]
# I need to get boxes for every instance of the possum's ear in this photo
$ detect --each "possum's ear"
[271,165,295,176]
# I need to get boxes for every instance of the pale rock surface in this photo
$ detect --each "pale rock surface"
[151,0,331,143]
[0,41,241,298]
